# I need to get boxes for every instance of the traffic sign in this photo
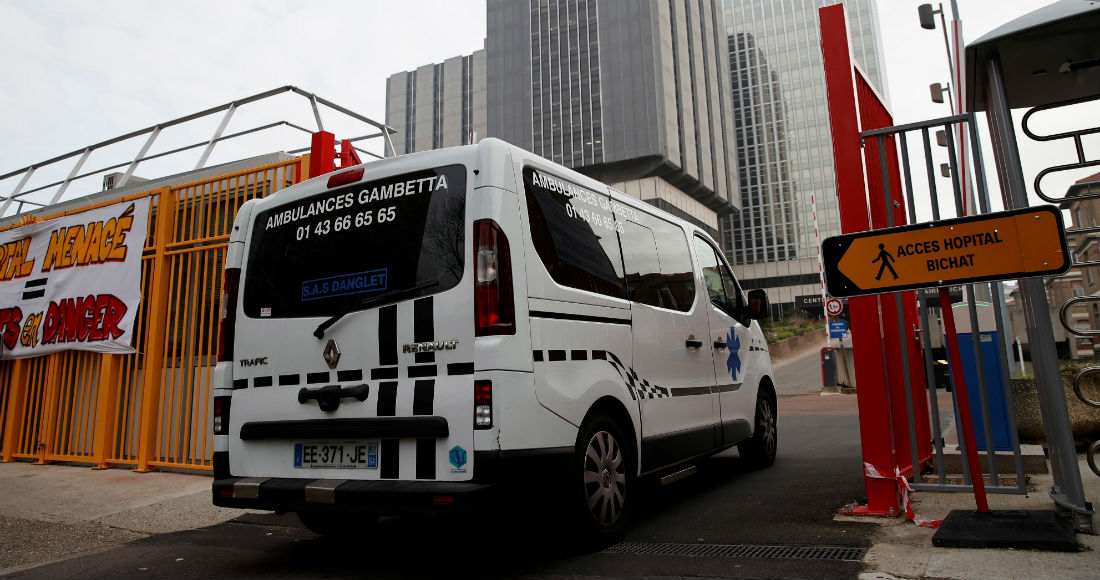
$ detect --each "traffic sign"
[829,320,849,338]
[823,205,1069,298]
[825,298,844,316]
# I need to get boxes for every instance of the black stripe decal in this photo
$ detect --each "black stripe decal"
[377,381,398,417]
[532,350,543,362]
[233,379,248,390]
[413,297,435,364]
[716,383,742,393]
[371,367,399,380]
[379,305,398,366]
[409,365,438,378]
[337,369,363,382]
[592,350,607,360]
[413,380,435,415]
[548,350,566,361]
[24,278,47,288]
[570,350,587,360]
[278,374,300,386]
[306,372,330,384]
[672,386,713,397]
[253,376,273,388]
[530,310,631,325]
[447,362,474,375]
[21,289,45,300]
[416,438,435,480]
[380,439,399,479]
[240,417,448,440]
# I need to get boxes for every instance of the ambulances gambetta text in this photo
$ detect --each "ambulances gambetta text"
[212,139,778,546]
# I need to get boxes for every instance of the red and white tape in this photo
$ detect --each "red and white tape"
[864,462,942,529]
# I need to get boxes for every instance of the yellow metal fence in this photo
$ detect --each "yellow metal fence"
[0,156,306,471]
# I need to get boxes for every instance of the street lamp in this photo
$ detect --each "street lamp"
[918,2,977,217]
[930,82,949,104]
[918,3,939,30]
[918,4,956,84]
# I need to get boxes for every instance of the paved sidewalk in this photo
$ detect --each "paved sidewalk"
[854,452,1098,580]
[0,462,254,576]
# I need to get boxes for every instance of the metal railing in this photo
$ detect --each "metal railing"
[0,86,396,218]
[861,112,1028,496]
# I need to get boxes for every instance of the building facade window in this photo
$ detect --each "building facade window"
[529,0,603,167]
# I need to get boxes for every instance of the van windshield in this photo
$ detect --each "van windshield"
[242,165,466,319]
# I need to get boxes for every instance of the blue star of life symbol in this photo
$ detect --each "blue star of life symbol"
[725,328,741,380]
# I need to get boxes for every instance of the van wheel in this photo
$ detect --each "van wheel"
[738,392,777,469]
[571,414,633,548]
[297,511,378,537]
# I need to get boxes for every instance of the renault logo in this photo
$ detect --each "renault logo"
[323,339,341,369]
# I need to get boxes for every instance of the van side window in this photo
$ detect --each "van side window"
[620,214,696,312]
[524,167,625,299]
[693,236,745,318]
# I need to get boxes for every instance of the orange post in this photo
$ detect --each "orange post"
[134,188,177,472]
[1,360,30,462]
[35,355,63,464]
[91,354,122,469]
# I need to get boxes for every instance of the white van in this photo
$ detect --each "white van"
[212,138,777,546]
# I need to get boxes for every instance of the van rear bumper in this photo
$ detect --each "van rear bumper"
[212,477,492,515]
[212,447,572,515]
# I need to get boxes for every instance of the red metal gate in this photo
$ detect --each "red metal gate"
[820,3,933,516]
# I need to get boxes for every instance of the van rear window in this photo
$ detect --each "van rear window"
[242,165,466,318]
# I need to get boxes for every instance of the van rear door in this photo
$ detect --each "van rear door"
[228,163,477,482]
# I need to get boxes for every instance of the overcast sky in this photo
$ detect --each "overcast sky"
[0,0,1094,218]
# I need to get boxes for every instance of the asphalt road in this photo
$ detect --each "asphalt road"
[8,340,883,579]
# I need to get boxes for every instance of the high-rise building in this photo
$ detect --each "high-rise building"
[388,0,739,237]
[385,48,488,155]
[719,0,888,311]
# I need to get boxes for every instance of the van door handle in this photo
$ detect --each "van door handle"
[298,384,370,412]
[685,338,703,349]
[713,340,727,350]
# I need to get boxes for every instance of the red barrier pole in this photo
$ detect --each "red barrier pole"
[820,4,899,516]
[938,287,990,512]
[309,131,336,178]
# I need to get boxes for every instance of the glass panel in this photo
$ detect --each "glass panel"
[243,165,466,317]
[524,167,625,298]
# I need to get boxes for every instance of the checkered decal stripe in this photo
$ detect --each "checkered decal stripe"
[533,349,671,401]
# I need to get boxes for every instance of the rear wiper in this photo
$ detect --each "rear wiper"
[313,280,440,339]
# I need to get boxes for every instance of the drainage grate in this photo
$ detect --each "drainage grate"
[602,542,866,562]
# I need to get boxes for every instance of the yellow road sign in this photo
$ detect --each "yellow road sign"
[823,206,1069,297]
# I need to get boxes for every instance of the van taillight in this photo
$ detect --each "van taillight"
[213,396,231,435]
[217,268,240,363]
[474,219,514,336]
[474,380,492,429]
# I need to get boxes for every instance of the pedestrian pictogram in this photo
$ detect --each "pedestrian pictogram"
[822,206,1069,297]
[872,244,898,280]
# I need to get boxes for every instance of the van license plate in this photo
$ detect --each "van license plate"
[294,442,378,469]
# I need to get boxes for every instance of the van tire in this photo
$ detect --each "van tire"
[297,511,378,537]
[738,391,777,469]
[570,414,633,549]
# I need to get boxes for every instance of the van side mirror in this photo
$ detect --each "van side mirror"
[746,289,769,320]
